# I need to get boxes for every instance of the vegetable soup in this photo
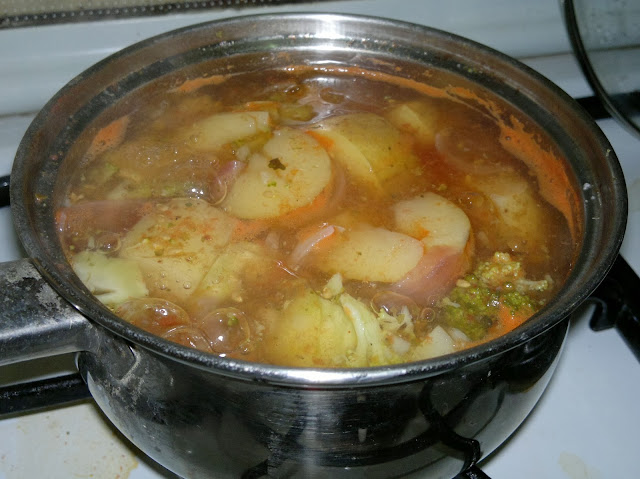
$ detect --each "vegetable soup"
[56,66,579,367]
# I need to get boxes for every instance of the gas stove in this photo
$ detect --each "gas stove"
[0,1,639,478]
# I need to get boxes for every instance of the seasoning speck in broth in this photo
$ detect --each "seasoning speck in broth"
[56,66,578,367]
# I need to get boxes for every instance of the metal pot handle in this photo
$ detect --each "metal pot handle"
[586,254,640,362]
[0,258,97,365]
[0,258,97,414]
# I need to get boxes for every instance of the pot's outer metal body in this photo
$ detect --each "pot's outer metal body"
[3,13,626,479]
[82,320,568,478]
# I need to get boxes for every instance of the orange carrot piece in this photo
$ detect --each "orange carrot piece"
[171,75,229,94]
[495,303,532,335]
[231,218,270,241]
[305,130,335,151]
[87,115,130,157]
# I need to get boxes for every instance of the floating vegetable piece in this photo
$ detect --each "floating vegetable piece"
[222,127,332,220]
[72,250,148,306]
[339,293,400,367]
[119,198,237,303]
[387,101,440,146]
[263,290,357,367]
[311,112,419,187]
[309,225,424,283]
[394,193,471,252]
[411,326,456,360]
[438,252,548,340]
[435,125,508,176]
[470,171,550,258]
[278,102,317,123]
[440,286,497,340]
[189,242,277,312]
[186,111,271,151]
[390,193,473,302]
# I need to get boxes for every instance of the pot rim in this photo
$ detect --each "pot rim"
[10,12,627,387]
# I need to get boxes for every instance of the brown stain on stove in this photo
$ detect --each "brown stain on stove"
[0,403,139,478]
[558,451,602,479]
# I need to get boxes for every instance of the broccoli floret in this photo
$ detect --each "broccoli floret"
[437,252,549,341]
[503,290,537,310]
[475,252,523,289]
[439,285,498,340]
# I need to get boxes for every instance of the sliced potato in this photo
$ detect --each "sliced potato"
[471,171,548,256]
[72,250,148,306]
[119,198,237,302]
[387,101,440,146]
[263,289,356,367]
[394,192,471,252]
[191,242,273,307]
[222,127,332,220]
[311,225,424,283]
[390,193,473,303]
[310,112,419,188]
[411,326,456,360]
[187,111,271,151]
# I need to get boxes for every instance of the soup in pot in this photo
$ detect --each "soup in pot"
[56,66,579,367]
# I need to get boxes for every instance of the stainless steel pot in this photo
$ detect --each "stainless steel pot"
[0,13,626,479]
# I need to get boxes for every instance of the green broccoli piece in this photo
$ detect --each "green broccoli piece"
[439,285,498,340]
[437,252,549,341]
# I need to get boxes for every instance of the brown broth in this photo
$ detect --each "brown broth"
[57,67,578,367]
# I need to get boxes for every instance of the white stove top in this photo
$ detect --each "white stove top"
[1,1,639,478]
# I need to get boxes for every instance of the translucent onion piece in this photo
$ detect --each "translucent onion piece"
[371,291,419,317]
[289,224,339,266]
[211,159,246,205]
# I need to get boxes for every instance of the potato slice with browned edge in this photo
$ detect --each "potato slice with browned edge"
[394,193,471,253]
[222,127,332,220]
[310,112,419,188]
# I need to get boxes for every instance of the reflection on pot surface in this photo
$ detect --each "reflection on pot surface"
[81,319,567,478]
